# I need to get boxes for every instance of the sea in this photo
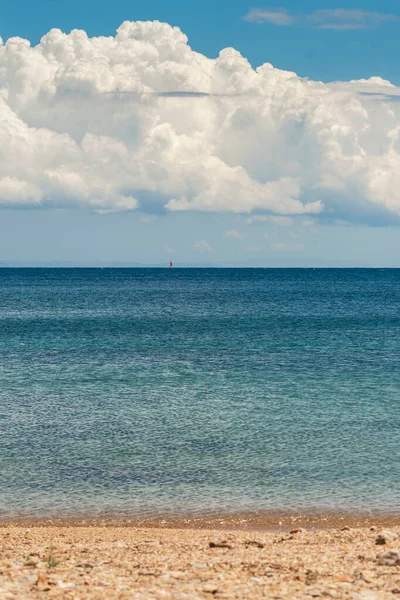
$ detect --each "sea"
[1,268,400,520]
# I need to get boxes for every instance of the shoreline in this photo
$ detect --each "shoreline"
[2,510,400,531]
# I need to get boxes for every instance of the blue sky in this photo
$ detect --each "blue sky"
[1,1,400,266]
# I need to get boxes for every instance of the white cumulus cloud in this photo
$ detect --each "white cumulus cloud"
[0,21,400,223]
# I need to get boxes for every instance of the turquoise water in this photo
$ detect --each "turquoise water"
[1,268,400,518]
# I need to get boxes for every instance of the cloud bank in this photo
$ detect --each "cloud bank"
[1,21,400,222]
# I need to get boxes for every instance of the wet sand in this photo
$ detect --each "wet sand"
[2,510,400,531]
[1,521,400,598]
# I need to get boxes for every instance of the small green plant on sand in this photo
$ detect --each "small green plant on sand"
[46,544,59,568]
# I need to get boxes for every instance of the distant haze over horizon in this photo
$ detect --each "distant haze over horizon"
[0,259,389,269]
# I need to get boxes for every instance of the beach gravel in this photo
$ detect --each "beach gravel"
[1,525,400,598]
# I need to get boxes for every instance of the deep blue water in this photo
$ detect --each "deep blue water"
[1,268,400,518]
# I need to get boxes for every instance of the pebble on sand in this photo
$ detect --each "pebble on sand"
[375,530,399,545]
[377,550,400,566]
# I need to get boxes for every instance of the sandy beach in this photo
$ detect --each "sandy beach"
[2,521,400,599]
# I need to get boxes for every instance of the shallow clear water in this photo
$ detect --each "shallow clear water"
[1,268,400,518]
